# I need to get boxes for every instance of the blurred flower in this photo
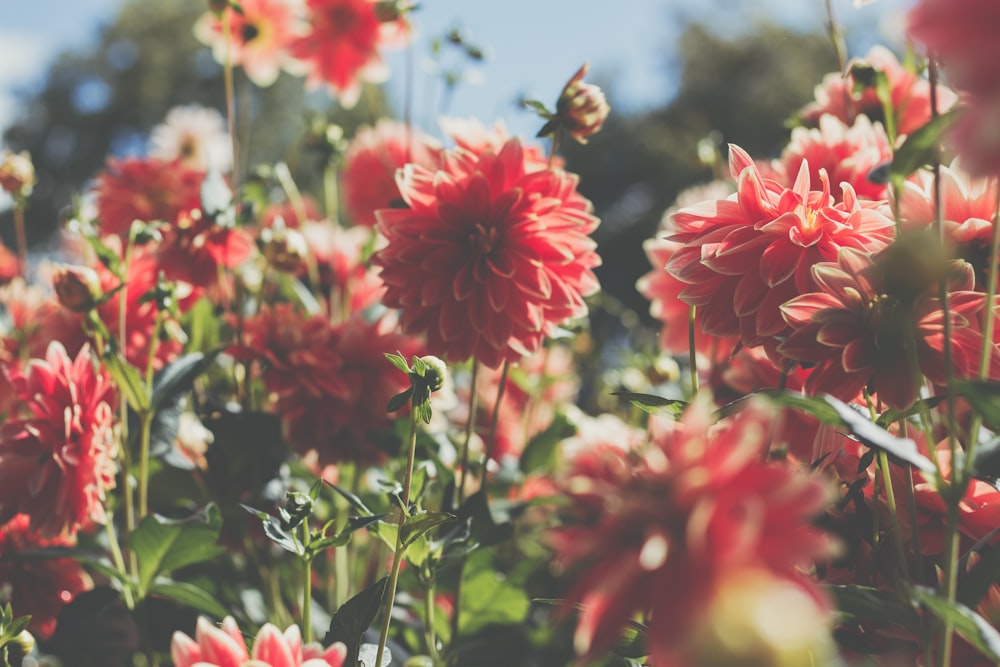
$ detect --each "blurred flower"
[0,151,35,199]
[779,248,992,409]
[800,45,957,137]
[194,0,300,87]
[666,144,894,353]
[779,114,892,202]
[0,514,92,641]
[288,0,407,107]
[554,63,610,144]
[52,264,102,313]
[341,119,442,227]
[94,157,204,237]
[172,616,347,667]
[261,196,322,228]
[260,221,309,273]
[549,395,835,664]
[373,139,601,369]
[439,117,552,171]
[149,105,232,172]
[0,239,19,285]
[299,221,385,314]
[0,342,117,538]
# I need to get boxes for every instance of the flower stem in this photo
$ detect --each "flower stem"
[457,361,479,506]
[374,407,420,667]
[688,305,699,395]
[424,580,440,662]
[222,7,239,207]
[137,311,164,519]
[103,517,135,609]
[12,202,27,278]
[303,517,312,644]
[482,360,509,478]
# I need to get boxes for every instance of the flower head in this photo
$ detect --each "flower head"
[554,63,610,144]
[549,395,834,664]
[52,264,102,313]
[149,104,232,172]
[0,151,35,199]
[667,144,895,350]
[0,342,117,538]
[373,139,601,369]
[194,0,300,87]
[172,616,347,667]
[94,157,204,237]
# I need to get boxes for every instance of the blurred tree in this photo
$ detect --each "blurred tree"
[2,0,384,247]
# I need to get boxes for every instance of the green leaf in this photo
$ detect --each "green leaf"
[876,396,945,428]
[131,504,224,596]
[889,108,960,182]
[241,504,303,555]
[324,576,388,667]
[150,351,219,413]
[80,558,134,588]
[829,585,921,630]
[825,395,936,473]
[411,355,427,376]
[400,511,456,548]
[459,553,530,634]
[521,99,552,116]
[457,491,514,547]
[519,411,575,474]
[914,585,1000,662]
[324,482,376,517]
[104,353,149,413]
[611,391,686,418]
[384,352,410,374]
[84,234,122,277]
[957,380,1000,431]
[148,579,228,618]
[958,538,1000,608]
[386,387,413,413]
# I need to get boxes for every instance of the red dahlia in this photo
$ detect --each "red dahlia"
[373,139,601,369]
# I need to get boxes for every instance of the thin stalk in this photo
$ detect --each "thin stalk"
[374,408,420,667]
[457,362,479,506]
[12,202,27,278]
[303,518,312,644]
[688,305,699,395]
[323,162,339,224]
[275,162,308,226]
[222,8,239,208]
[424,581,440,662]
[547,132,560,168]
[137,311,164,519]
[103,518,135,609]
[117,239,136,571]
[877,451,911,582]
[482,360,509,477]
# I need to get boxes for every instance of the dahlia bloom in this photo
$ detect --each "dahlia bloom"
[439,117,552,171]
[341,119,442,227]
[666,144,895,350]
[0,238,18,285]
[0,514,91,640]
[172,616,346,667]
[373,139,601,369]
[554,62,610,144]
[779,114,892,202]
[94,157,204,238]
[800,45,958,137]
[549,395,834,665]
[908,0,1000,99]
[149,104,232,172]
[299,222,385,315]
[194,0,300,87]
[0,342,116,538]
[779,248,991,409]
[897,160,999,290]
[287,0,407,107]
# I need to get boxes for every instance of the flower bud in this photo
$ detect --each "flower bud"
[53,265,103,313]
[418,355,447,393]
[0,151,36,199]
[15,629,35,656]
[555,63,610,144]
[260,220,308,273]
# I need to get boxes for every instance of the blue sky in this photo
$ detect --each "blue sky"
[0,0,911,141]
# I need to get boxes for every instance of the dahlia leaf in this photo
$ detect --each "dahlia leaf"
[520,411,575,474]
[825,395,936,473]
[459,551,530,633]
[104,352,149,413]
[611,391,686,419]
[958,535,1000,609]
[324,576,388,667]
[132,504,224,597]
[386,387,413,413]
[716,390,843,426]
[956,380,1000,431]
[888,108,960,183]
[83,233,122,278]
[148,579,227,619]
[875,396,945,428]
[148,351,220,460]
[914,586,1000,662]
[457,491,515,547]
[241,504,303,555]
[385,351,411,375]
[324,481,377,517]
[400,511,457,548]
[970,435,1000,491]
[830,585,921,630]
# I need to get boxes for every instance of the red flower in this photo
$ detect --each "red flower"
[299,222,385,316]
[194,0,299,88]
[287,0,407,107]
[800,45,957,137]
[549,395,835,665]
[667,144,895,351]
[342,119,443,227]
[94,157,203,238]
[172,616,346,667]
[0,514,91,640]
[373,139,601,369]
[779,114,892,202]
[0,342,117,538]
[779,248,992,409]
[908,0,1000,99]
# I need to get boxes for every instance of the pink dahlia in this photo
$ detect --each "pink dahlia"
[172,616,346,667]
[549,395,835,665]
[194,0,300,87]
[779,248,992,409]
[439,117,553,171]
[666,144,895,350]
[341,119,442,227]
[908,0,1000,99]
[287,0,406,107]
[298,222,385,316]
[0,514,92,640]
[373,139,601,369]
[897,160,999,290]
[801,45,958,137]
[94,157,204,238]
[779,114,892,202]
[0,342,116,538]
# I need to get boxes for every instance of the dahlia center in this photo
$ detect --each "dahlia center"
[241,22,260,43]
[865,294,905,350]
[469,223,500,258]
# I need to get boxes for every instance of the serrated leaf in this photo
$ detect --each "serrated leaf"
[131,504,224,597]
[889,108,960,182]
[611,391,686,418]
[400,512,456,548]
[914,585,1000,662]
[325,576,388,667]
[459,553,529,634]
[148,579,227,618]
[519,411,575,474]
[825,395,935,472]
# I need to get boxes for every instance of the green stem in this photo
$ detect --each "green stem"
[137,312,163,519]
[103,518,135,609]
[688,305,699,395]
[12,202,27,278]
[457,362,479,506]
[425,580,440,663]
[482,360,509,477]
[303,518,312,644]
[223,7,239,205]
[323,162,339,224]
[374,408,420,667]
[877,450,911,582]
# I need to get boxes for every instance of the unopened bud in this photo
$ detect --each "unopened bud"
[418,355,447,392]
[53,265,103,312]
[555,63,610,145]
[15,629,35,656]
[260,221,308,273]
[0,151,36,199]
